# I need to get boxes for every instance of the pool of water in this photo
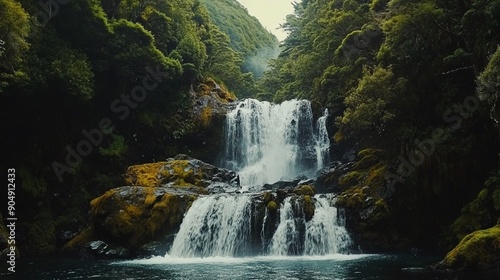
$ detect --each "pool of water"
[1,253,498,279]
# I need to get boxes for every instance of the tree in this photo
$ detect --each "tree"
[0,0,30,91]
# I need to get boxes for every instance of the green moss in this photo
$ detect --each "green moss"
[263,192,273,203]
[99,133,127,157]
[294,185,315,196]
[303,195,315,221]
[267,201,278,212]
[90,186,198,250]
[339,171,364,188]
[337,186,365,209]
[353,149,383,170]
[442,224,500,270]
[449,188,496,242]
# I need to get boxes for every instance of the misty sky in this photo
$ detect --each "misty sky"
[236,0,295,41]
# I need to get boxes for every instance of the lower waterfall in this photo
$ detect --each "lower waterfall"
[167,194,352,258]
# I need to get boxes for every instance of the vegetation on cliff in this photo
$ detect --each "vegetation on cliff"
[258,0,500,256]
[0,0,270,257]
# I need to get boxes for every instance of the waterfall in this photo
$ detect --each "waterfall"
[161,99,354,260]
[315,109,330,171]
[304,195,352,255]
[269,197,303,256]
[223,99,330,187]
[169,194,252,258]
[269,195,352,256]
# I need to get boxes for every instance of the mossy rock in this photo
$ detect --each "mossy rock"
[88,186,198,250]
[439,224,500,271]
[125,162,165,188]
[124,155,240,194]
[293,185,315,196]
[449,187,499,244]
[267,201,278,212]
[339,171,365,189]
[62,227,95,254]
[263,191,273,203]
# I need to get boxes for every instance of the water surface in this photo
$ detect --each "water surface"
[2,253,498,279]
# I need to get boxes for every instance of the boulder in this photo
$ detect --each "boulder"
[64,155,241,257]
[124,154,240,194]
[437,223,500,271]
[89,186,197,250]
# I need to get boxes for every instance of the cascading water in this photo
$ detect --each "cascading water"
[304,195,352,255]
[169,194,252,257]
[268,194,352,256]
[161,99,354,260]
[223,99,330,187]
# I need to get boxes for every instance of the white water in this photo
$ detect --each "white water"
[269,195,352,256]
[147,99,354,262]
[269,197,302,256]
[304,195,352,255]
[168,194,352,258]
[169,195,252,258]
[224,99,330,187]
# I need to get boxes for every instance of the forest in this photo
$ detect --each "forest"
[1,0,500,275]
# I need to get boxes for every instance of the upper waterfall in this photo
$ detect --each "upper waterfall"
[223,99,330,187]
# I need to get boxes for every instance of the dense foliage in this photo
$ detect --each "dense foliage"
[259,0,500,248]
[200,0,280,81]
[0,0,274,255]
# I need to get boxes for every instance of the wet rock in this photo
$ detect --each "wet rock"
[125,154,240,194]
[137,241,170,258]
[89,186,197,250]
[314,161,353,194]
[86,240,131,259]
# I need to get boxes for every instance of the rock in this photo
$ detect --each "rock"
[137,241,170,258]
[293,185,315,196]
[314,161,353,194]
[86,240,131,259]
[262,178,303,191]
[437,224,500,271]
[89,186,197,250]
[124,154,240,194]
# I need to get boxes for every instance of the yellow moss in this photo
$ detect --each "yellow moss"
[339,171,364,188]
[443,224,500,270]
[294,185,315,196]
[267,201,278,212]
[125,162,166,188]
[144,188,157,206]
[263,192,273,203]
[357,148,383,159]
[337,187,365,209]
[200,107,212,127]
[161,160,197,186]
[364,162,388,195]
[90,188,117,215]
[334,130,345,143]
[303,195,315,221]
